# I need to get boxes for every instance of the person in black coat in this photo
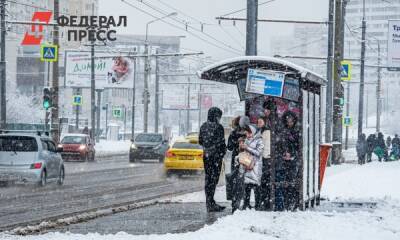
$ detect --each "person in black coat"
[392,134,400,149]
[356,133,367,165]
[376,132,387,162]
[275,111,300,211]
[199,107,227,212]
[366,134,376,162]
[227,116,246,173]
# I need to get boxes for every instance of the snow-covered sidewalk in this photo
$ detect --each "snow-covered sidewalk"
[2,161,400,240]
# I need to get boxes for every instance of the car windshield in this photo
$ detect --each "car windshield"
[172,142,202,149]
[0,136,38,152]
[135,134,162,142]
[61,136,86,144]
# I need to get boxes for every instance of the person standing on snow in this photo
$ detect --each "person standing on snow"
[386,136,392,149]
[227,116,247,172]
[231,125,264,212]
[366,134,376,162]
[376,132,387,162]
[199,107,227,212]
[356,133,367,165]
[391,134,400,159]
[392,134,400,149]
[276,111,300,211]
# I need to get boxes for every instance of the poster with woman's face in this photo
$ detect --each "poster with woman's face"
[108,56,132,85]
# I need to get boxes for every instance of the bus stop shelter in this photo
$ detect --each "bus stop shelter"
[198,56,328,210]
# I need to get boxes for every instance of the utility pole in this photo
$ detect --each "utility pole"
[75,88,81,130]
[332,0,344,164]
[342,1,350,150]
[376,43,381,132]
[96,89,102,143]
[366,90,368,127]
[186,77,190,135]
[0,0,6,129]
[246,0,258,55]
[345,82,350,150]
[131,58,136,139]
[154,50,159,133]
[51,0,60,143]
[89,3,96,143]
[325,0,335,144]
[143,41,150,133]
[90,40,96,142]
[358,0,366,137]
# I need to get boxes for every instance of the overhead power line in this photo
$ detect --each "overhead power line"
[132,0,242,54]
[220,0,276,17]
[120,0,241,55]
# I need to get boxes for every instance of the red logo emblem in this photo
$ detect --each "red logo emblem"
[21,11,53,45]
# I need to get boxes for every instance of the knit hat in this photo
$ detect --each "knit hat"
[239,116,250,128]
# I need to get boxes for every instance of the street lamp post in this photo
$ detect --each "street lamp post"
[358,0,366,137]
[143,12,177,133]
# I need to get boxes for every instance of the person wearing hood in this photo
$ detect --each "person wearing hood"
[276,111,300,211]
[199,107,227,212]
[366,134,376,162]
[356,133,367,165]
[232,125,264,212]
[375,132,387,162]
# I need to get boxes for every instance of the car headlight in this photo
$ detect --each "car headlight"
[79,145,86,150]
[131,143,137,149]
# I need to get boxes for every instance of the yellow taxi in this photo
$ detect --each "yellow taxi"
[164,138,204,173]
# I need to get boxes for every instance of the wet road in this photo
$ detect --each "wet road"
[0,155,206,231]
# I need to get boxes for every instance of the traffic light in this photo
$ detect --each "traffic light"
[43,87,52,110]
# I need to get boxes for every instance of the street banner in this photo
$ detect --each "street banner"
[65,51,134,88]
[245,68,285,97]
[388,20,400,69]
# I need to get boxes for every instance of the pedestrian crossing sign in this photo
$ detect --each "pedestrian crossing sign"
[343,116,353,126]
[40,44,58,62]
[72,95,82,106]
[341,60,352,81]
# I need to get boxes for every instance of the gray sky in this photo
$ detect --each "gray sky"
[99,0,327,60]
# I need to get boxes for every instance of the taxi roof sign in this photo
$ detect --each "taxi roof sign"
[41,44,58,62]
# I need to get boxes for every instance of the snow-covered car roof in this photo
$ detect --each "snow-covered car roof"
[197,55,326,86]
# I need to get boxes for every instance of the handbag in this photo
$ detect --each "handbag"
[238,152,255,170]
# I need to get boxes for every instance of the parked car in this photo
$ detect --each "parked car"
[185,132,199,144]
[164,139,204,175]
[59,134,95,161]
[0,131,65,186]
[129,133,169,163]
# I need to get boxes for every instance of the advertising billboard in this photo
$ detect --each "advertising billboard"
[388,20,400,69]
[65,51,134,88]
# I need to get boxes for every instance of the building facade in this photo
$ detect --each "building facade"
[345,0,400,130]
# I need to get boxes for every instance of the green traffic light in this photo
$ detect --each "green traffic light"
[43,100,50,110]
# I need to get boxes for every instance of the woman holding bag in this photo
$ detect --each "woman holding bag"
[231,125,264,212]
